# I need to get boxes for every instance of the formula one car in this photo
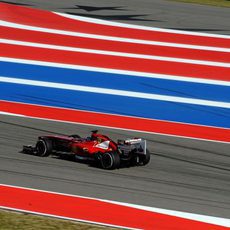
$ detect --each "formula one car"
[22,130,150,169]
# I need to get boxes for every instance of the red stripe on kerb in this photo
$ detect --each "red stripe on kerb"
[0,185,228,230]
[1,26,230,63]
[0,3,229,48]
[0,101,229,143]
[1,43,230,81]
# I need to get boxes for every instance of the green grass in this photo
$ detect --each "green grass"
[0,209,119,230]
[168,0,230,7]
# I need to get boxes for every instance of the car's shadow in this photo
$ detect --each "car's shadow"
[53,154,135,169]
[20,151,136,170]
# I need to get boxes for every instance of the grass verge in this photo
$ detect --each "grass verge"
[0,209,119,230]
[168,0,230,7]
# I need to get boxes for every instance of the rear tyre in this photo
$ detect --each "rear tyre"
[101,152,120,169]
[139,149,150,166]
[36,138,52,157]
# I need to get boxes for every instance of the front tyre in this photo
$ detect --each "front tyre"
[101,152,120,169]
[36,138,52,157]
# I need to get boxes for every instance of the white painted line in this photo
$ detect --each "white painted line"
[1,183,230,227]
[1,98,229,130]
[108,201,230,228]
[1,39,230,67]
[0,111,26,116]
[0,76,230,109]
[55,12,230,39]
[1,20,230,52]
[1,57,230,86]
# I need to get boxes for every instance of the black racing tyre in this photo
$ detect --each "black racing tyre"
[132,149,150,166]
[36,138,53,157]
[101,152,120,169]
[139,149,151,166]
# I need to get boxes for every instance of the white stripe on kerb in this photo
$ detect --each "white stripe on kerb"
[1,57,230,87]
[0,76,230,109]
[55,12,230,39]
[1,39,230,68]
[0,20,230,53]
[0,102,229,144]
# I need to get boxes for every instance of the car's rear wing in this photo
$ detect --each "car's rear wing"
[117,138,147,155]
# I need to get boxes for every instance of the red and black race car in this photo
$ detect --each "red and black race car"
[22,130,150,169]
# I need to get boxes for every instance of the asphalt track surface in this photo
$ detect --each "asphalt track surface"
[0,0,230,222]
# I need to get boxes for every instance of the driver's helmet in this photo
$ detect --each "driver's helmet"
[97,137,102,143]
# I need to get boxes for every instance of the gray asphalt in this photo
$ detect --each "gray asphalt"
[0,0,230,221]
[1,0,230,34]
[0,114,229,219]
